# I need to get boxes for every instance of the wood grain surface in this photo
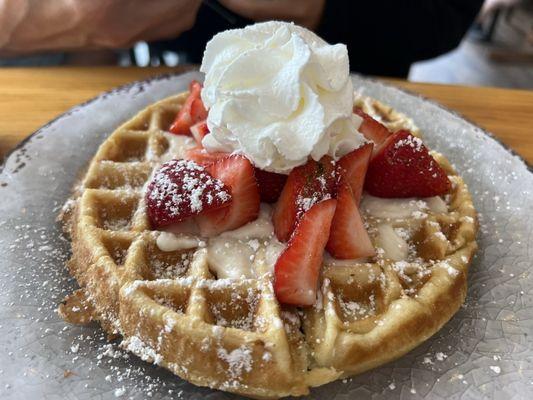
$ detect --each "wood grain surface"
[0,67,532,164]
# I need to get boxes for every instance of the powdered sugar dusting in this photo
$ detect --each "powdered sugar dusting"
[394,134,424,151]
[121,336,163,366]
[146,159,231,226]
[216,345,253,381]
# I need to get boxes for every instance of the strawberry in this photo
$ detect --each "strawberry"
[272,156,337,242]
[274,199,337,306]
[196,155,260,236]
[190,98,208,125]
[190,120,209,146]
[184,147,229,166]
[145,159,231,229]
[254,168,288,203]
[353,107,391,150]
[326,183,375,259]
[365,130,452,198]
[164,218,200,236]
[337,143,373,205]
[169,80,208,136]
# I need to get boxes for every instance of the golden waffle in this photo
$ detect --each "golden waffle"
[59,90,478,398]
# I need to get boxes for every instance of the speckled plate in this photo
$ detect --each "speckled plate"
[1,72,532,400]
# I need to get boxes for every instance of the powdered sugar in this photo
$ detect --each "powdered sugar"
[490,365,501,374]
[216,345,253,381]
[121,336,163,366]
[297,193,332,214]
[394,134,424,152]
[338,295,376,318]
[437,260,459,277]
[146,159,231,226]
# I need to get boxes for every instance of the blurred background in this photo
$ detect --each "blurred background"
[0,0,531,89]
[410,0,533,88]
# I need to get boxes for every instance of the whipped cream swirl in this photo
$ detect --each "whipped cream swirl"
[200,21,365,174]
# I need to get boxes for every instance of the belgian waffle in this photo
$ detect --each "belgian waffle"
[59,89,478,398]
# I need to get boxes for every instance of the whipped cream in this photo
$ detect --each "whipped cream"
[200,21,365,174]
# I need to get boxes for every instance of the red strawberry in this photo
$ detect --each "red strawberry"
[196,155,260,236]
[353,107,391,150]
[326,183,375,259]
[190,120,209,146]
[274,199,337,306]
[273,156,337,242]
[145,159,231,229]
[337,143,373,205]
[169,81,208,136]
[365,130,452,198]
[254,168,288,203]
[164,218,200,236]
[190,98,208,124]
[184,147,229,166]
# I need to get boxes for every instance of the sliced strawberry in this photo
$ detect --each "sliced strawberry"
[365,130,452,198]
[184,147,229,166]
[254,168,288,203]
[169,80,208,136]
[274,199,337,306]
[196,155,260,236]
[326,184,375,259]
[145,159,231,229]
[273,156,337,242]
[337,143,373,205]
[190,120,209,146]
[164,218,200,236]
[190,98,208,125]
[353,107,391,151]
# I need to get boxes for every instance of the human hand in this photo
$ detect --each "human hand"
[0,0,202,53]
[218,0,326,30]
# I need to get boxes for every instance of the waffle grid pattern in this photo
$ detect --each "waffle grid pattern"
[61,92,478,398]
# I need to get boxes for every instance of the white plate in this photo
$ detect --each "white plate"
[1,72,532,399]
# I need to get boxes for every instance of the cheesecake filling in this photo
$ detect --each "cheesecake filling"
[156,194,448,277]
[157,204,285,279]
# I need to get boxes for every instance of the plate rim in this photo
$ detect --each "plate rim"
[1,71,531,174]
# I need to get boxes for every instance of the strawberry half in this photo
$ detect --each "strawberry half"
[196,155,260,236]
[273,156,337,242]
[326,183,375,259]
[353,107,391,151]
[169,81,208,136]
[184,147,229,166]
[145,159,231,229]
[254,168,288,203]
[337,143,373,205]
[274,199,337,306]
[365,130,452,198]
[190,120,209,146]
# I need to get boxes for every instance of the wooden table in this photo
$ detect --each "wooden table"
[0,67,532,164]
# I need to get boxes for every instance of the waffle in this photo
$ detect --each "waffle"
[59,89,478,398]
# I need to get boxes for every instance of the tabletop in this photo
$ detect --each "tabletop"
[0,67,532,164]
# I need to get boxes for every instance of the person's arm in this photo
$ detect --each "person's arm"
[0,0,202,55]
